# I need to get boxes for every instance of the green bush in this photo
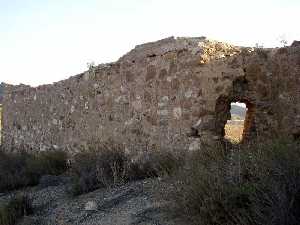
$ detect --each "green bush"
[0,194,33,225]
[0,150,68,192]
[172,140,300,225]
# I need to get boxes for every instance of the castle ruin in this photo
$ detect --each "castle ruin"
[1,37,300,153]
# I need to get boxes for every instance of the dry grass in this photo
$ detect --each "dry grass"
[172,140,300,225]
[68,147,183,196]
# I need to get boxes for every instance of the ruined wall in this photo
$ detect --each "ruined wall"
[1,37,300,153]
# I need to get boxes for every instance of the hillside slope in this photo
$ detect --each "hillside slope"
[230,104,246,119]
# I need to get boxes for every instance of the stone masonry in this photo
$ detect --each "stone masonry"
[1,37,300,153]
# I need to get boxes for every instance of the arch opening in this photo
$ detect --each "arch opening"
[215,96,256,144]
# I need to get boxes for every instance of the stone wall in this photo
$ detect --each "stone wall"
[1,37,300,153]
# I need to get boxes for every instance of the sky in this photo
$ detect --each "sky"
[0,0,299,86]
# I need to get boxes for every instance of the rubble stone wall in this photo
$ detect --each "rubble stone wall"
[1,37,300,153]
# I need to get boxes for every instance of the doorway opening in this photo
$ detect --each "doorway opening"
[224,102,247,143]
[215,95,256,144]
[215,76,256,143]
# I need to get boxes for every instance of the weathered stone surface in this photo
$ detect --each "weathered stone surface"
[1,37,300,152]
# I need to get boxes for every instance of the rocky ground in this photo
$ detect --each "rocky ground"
[1,176,185,225]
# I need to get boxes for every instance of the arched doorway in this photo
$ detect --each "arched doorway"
[215,75,256,143]
[215,96,255,143]
[215,96,256,143]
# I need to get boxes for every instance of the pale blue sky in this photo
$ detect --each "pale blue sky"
[0,0,299,86]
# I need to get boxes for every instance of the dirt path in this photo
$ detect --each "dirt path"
[17,178,183,225]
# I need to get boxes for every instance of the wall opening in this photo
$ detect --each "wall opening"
[224,102,247,143]
[215,96,256,144]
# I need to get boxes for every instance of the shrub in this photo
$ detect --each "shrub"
[38,175,69,188]
[172,140,300,225]
[25,150,68,182]
[0,150,68,192]
[128,150,184,180]
[0,194,33,225]
[68,147,183,196]
[68,148,129,196]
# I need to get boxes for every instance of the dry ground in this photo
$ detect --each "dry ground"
[0,177,183,225]
[224,120,244,143]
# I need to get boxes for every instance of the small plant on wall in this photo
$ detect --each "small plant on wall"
[87,61,96,78]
